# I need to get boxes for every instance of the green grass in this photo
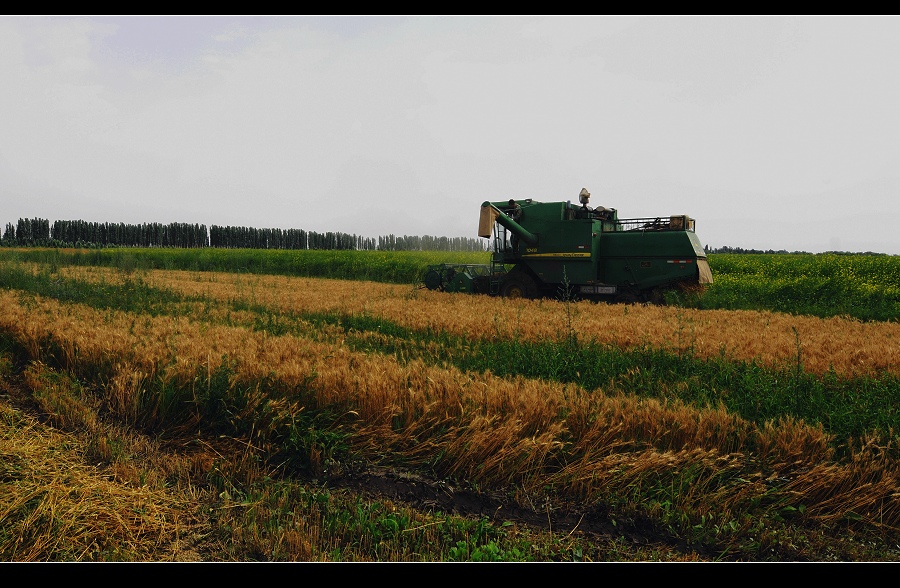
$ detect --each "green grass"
[0,261,187,316]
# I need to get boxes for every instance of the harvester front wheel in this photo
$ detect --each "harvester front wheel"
[501,275,536,299]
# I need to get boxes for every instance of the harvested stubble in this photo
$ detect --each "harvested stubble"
[0,401,202,561]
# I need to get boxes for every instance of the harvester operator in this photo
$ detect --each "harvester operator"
[507,199,522,221]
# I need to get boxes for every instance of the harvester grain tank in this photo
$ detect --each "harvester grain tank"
[422,188,713,302]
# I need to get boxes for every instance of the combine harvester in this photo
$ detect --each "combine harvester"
[423,188,712,303]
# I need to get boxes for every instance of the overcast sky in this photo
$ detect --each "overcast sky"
[2,15,899,254]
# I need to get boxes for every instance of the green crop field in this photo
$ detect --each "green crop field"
[0,247,490,287]
[1,247,899,562]
[698,253,900,321]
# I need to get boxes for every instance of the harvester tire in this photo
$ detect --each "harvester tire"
[615,290,641,304]
[501,274,537,299]
[646,288,666,305]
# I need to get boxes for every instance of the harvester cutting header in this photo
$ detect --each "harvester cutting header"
[423,188,712,303]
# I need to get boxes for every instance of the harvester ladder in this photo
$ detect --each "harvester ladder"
[489,224,507,295]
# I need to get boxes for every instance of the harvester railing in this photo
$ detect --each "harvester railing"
[617,216,695,232]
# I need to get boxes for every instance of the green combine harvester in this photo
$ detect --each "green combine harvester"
[422,188,713,303]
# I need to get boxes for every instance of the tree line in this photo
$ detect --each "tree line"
[704,244,809,255]
[705,245,889,256]
[1,217,489,252]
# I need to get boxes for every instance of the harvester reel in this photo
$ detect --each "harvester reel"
[423,269,444,291]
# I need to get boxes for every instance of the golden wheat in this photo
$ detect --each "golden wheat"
[54,265,900,378]
[4,287,900,529]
